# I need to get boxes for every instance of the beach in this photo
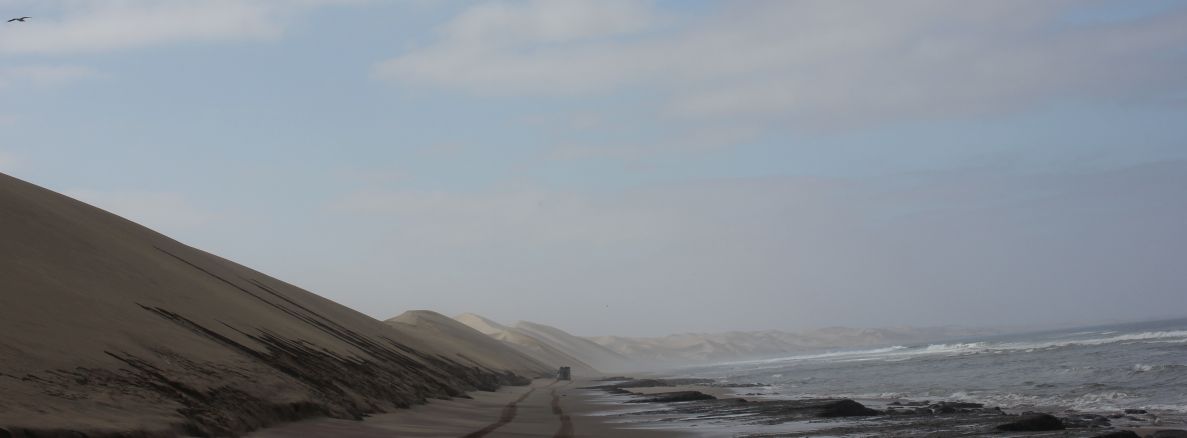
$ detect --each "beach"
[248,379,679,438]
[247,374,1187,437]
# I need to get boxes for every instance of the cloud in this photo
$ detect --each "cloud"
[0,0,360,54]
[376,1,1187,126]
[64,189,213,231]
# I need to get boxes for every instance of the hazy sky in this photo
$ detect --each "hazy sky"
[2,0,1185,336]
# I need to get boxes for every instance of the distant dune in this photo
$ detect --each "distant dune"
[511,321,635,372]
[385,310,554,377]
[454,313,628,374]
[0,173,531,437]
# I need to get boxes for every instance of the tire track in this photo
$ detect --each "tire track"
[551,383,574,438]
[461,387,536,438]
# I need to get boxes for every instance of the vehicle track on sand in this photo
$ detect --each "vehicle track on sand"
[463,380,558,438]
[550,384,574,438]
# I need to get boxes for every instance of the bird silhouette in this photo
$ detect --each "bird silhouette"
[7,17,31,23]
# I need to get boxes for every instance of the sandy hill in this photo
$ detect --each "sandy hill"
[487,327,601,376]
[385,310,554,377]
[454,313,598,374]
[511,321,635,372]
[455,312,511,336]
[454,314,634,374]
[0,172,527,437]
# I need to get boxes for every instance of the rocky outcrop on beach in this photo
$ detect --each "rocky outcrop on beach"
[626,391,718,403]
[590,378,1175,438]
[996,413,1066,431]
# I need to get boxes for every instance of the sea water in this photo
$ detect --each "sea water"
[678,318,1187,415]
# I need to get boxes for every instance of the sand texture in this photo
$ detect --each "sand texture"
[0,172,529,437]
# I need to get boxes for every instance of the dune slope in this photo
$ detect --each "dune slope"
[385,310,554,377]
[454,314,629,375]
[512,321,635,372]
[0,173,524,437]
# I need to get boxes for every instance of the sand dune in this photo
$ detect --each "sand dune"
[511,321,635,372]
[0,173,528,437]
[385,310,555,377]
[455,312,512,336]
[455,313,601,375]
[455,314,637,374]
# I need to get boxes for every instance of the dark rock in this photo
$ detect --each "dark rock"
[627,391,717,403]
[929,401,984,413]
[595,378,715,390]
[1124,409,1148,414]
[946,402,984,409]
[817,399,879,417]
[595,376,634,381]
[996,413,1066,431]
[1151,430,1187,438]
[1065,413,1111,428]
[905,400,930,406]
[1090,431,1140,438]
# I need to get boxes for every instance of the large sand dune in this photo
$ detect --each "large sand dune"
[0,173,528,437]
[511,321,634,372]
[455,313,600,375]
[455,313,635,374]
[385,310,555,377]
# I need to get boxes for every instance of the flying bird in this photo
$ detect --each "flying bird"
[8,17,31,23]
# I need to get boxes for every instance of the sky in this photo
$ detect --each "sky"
[1,0,1185,337]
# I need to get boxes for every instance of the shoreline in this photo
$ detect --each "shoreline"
[247,379,681,438]
[581,377,1187,437]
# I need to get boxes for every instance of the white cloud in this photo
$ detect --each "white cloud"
[0,0,361,54]
[64,189,213,230]
[376,1,1187,126]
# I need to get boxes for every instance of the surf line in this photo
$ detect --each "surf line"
[462,387,537,438]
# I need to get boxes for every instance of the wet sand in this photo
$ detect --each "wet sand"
[247,379,680,437]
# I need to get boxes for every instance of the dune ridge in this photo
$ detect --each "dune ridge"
[0,172,530,437]
[454,314,636,374]
[385,310,555,377]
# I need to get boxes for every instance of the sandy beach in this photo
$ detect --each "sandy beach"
[248,379,679,438]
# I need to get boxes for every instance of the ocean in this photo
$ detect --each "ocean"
[675,318,1187,416]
